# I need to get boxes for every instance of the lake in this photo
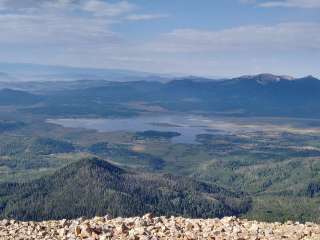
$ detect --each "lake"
[46,114,231,144]
[47,114,318,144]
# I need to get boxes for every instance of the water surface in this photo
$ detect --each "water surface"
[47,114,320,144]
[47,114,223,144]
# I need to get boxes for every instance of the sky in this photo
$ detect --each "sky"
[0,0,319,78]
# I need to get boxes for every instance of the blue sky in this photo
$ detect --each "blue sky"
[0,0,319,77]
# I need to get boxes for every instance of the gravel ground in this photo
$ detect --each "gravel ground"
[1,214,320,240]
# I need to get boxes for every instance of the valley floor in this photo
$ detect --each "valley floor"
[1,214,320,240]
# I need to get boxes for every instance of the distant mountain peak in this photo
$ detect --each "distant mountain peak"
[173,75,215,82]
[239,73,295,81]
[302,75,319,80]
[237,73,295,85]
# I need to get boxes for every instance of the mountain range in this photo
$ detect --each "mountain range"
[0,72,319,118]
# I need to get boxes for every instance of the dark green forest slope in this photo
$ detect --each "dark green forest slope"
[0,158,251,221]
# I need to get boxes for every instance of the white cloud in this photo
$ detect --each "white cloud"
[0,0,76,11]
[0,0,166,47]
[82,0,135,17]
[0,0,155,18]
[260,0,320,8]
[0,13,119,47]
[125,14,168,21]
[242,0,320,8]
[146,22,320,53]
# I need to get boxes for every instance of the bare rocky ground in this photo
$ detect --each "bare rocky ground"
[1,214,320,240]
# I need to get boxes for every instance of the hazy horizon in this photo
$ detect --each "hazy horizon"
[0,61,319,80]
[0,0,319,77]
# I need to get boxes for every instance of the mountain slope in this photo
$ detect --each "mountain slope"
[0,158,251,221]
[0,89,42,105]
[155,74,320,117]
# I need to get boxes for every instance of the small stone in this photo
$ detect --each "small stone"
[2,219,10,226]
[58,228,67,236]
[186,222,193,231]
[60,219,68,227]
[116,223,129,234]
[74,226,81,236]
[143,213,154,220]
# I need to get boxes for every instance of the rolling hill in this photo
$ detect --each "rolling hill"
[0,158,251,221]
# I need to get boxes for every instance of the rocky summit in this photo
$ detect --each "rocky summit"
[1,214,320,240]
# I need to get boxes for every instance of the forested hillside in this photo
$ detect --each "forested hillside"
[0,158,251,221]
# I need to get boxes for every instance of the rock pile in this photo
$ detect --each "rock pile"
[1,214,320,240]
